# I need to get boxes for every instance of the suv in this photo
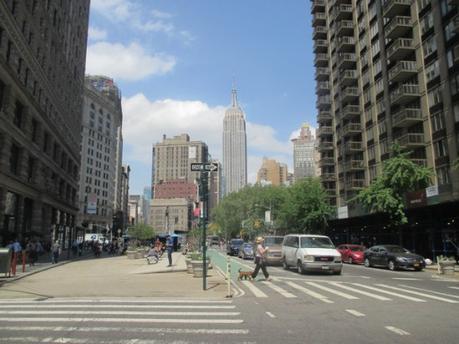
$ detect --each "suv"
[227,238,244,256]
[282,234,342,274]
[259,235,284,265]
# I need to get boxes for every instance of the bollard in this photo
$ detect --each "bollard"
[226,255,232,298]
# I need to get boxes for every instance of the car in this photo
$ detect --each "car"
[282,234,342,275]
[260,235,284,265]
[207,235,220,247]
[364,245,426,271]
[238,243,254,259]
[337,244,366,264]
[227,238,244,256]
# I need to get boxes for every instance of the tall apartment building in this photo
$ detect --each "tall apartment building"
[291,124,319,181]
[120,165,130,233]
[77,76,123,234]
[223,89,247,195]
[312,0,459,207]
[0,1,90,245]
[256,158,289,186]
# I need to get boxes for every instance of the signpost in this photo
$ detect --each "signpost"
[191,162,219,291]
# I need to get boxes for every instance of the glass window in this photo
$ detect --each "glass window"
[428,86,443,107]
[437,166,450,185]
[425,60,439,82]
[445,21,457,42]
[431,112,445,132]
[420,12,433,35]
[300,236,334,249]
[368,145,375,160]
[423,35,437,57]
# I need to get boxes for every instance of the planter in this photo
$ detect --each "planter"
[135,250,144,259]
[191,259,210,278]
[126,251,137,259]
[438,260,456,275]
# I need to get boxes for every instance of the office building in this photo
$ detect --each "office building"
[0,1,90,245]
[223,88,247,195]
[291,124,319,181]
[208,159,222,216]
[150,198,191,234]
[256,158,289,186]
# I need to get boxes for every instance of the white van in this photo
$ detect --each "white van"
[282,234,342,275]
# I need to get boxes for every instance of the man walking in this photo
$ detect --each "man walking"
[166,235,173,267]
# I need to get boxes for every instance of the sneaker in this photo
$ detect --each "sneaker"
[266,277,272,281]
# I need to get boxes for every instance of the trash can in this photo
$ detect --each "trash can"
[0,247,12,277]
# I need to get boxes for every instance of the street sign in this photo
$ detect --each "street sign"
[190,162,219,172]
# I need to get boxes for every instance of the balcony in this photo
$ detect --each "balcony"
[392,108,423,128]
[344,160,365,171]
[395,133,425,148]
[388,60,417,82]
[337,36,355,52]
[316,96,331,109]
[341,87,359,102]
[344,141,363,154]
[313,12,327,26]
[314,39,328,53]
[313,26,328,39]
[333,4,353,21]
[390,84,420,105]
[315,67,330,81]
[340,69,358,86]
[311,0,325,14]
[319,141,333,152]
[320,156,335,165]
[314,53,329,67]
[387,38,414,61]
[342,122,361,137]
[337,53,356,69]
[336,20,354,36]
[316,81,330,95]
[317,111,333,122]
[321,173,336,181]
[342,104,360,120]
[346,178,365,190]
[318,126,333,136]
[383,0,412,18]
[385,16,412,39]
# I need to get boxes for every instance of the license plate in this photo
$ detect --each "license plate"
[321,266,330,270]
[414,263,419,267]
[320,257,328,261]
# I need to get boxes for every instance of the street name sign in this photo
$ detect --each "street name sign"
[190,162,219,172]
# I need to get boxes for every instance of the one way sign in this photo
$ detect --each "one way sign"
[190,162,219,172]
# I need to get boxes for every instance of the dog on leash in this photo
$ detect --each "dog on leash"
[238,268,253,280]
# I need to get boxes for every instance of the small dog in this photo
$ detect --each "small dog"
[238,268,253,280]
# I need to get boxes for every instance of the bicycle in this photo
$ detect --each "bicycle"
[145,254,159,264]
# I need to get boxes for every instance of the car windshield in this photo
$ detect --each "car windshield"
[300,237,335,249]
[386,246,409,253]
[350,246,364,252]
[231,239,243,245]
[264,237,283,246]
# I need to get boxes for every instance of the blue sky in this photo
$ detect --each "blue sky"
[86,0,316,194]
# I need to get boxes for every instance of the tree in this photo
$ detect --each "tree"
[128,223,156,241]
[453,158,459,170]
[355,145,433,225]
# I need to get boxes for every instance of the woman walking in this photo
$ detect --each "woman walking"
[252,236,271,281]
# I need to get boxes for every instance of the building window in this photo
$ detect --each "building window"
[13,100,24,128]
[431,112,445,132]
[425,60,439,82]
[367,145,375,161]
[31,118,38,142]
[0,79,5,110]
[454,103,459,122]
[436,166,450,185]
[422,35,437,57]
[449,73,459,96]
[428,86,443,107]
[380,139,389,155]
[434,139,448,158]
[9,144,20,175]
[420,12,433,35]
[43,132,49,153]
[27,156,35,182]
[445,21,457,42]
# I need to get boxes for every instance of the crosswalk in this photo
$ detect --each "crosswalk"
[236,279,459,305]
[0,298,249,344]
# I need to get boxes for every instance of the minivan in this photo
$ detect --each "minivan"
[282,234,342,274]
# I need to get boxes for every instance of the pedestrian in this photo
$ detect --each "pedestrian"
[26,239,37,266]
[166,235,173,267]
[51,240,60,264]
[252,236,271,281]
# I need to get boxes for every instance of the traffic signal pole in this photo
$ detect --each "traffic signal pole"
[200,171,208,291]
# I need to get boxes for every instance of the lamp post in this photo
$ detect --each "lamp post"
[255,202,274,234]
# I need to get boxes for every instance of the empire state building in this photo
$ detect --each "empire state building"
[223,89,247,196]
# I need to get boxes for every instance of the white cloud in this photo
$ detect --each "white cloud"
[86,42,176,81]
[151,9,173,19]
[88,26,108,41]
[91,0,133,21]
[121,94,295,183]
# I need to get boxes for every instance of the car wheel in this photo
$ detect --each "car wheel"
[333,269,342,275]
[388,260,396,271]
[414,267,423,271]
[348,257,353,264]
[364,258,371,267]
[297,260,305,274]
[282,259,289,270]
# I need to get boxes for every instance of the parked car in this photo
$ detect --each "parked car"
[282,234,342,275]
[227,238,244,256]
[260,235,284,265]
[337,244,366,264]
[364,245,426,271]
[238,243,254,259]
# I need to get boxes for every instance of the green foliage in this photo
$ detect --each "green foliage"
[453,158,459,170]
[355,145,433,225]
[128,223,156,241]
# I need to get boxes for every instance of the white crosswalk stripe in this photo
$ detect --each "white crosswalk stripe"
[351,283,427,302]
[328,282,391,301]
[449,286,459,290]
[305,282,359,300]
[285,281,333,303]
[0,298,248,343]
[375,284,459,304]
[398,284,459,299]
[261,281,297,298]
[240,281,268,298]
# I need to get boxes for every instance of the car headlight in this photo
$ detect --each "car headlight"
[335,257,342,263]
[396,257,407,262]
[304,255,314,262]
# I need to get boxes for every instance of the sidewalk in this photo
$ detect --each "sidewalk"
[425,263,459,280]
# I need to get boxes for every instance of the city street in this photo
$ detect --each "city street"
[0,250,458,343]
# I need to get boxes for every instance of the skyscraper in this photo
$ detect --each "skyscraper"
[291,124,318,181]
[223,89,247,195]
[0,1,90,244]
[256,157,289,186]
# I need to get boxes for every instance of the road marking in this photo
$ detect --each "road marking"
[0,338,87,344]
[352,283,426,302]
[262,281,296,298]
[449,286,459,290]
[265,311,276,318]
[0,326,250,334]
[0,310,240,316]
[0,299,233,304]
[329,282,391,301]
[305,282,359,300]
[285,282,333,303]
[391,278,420,281]
[398,284,459,299]
[0,317,244,324]
[345,309,365,317]
[241,281,268,298]
[1,305,236,309]
[385,326,410,336]
[375,284,459,304]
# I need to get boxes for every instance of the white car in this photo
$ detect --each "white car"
[282,234,342,275]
